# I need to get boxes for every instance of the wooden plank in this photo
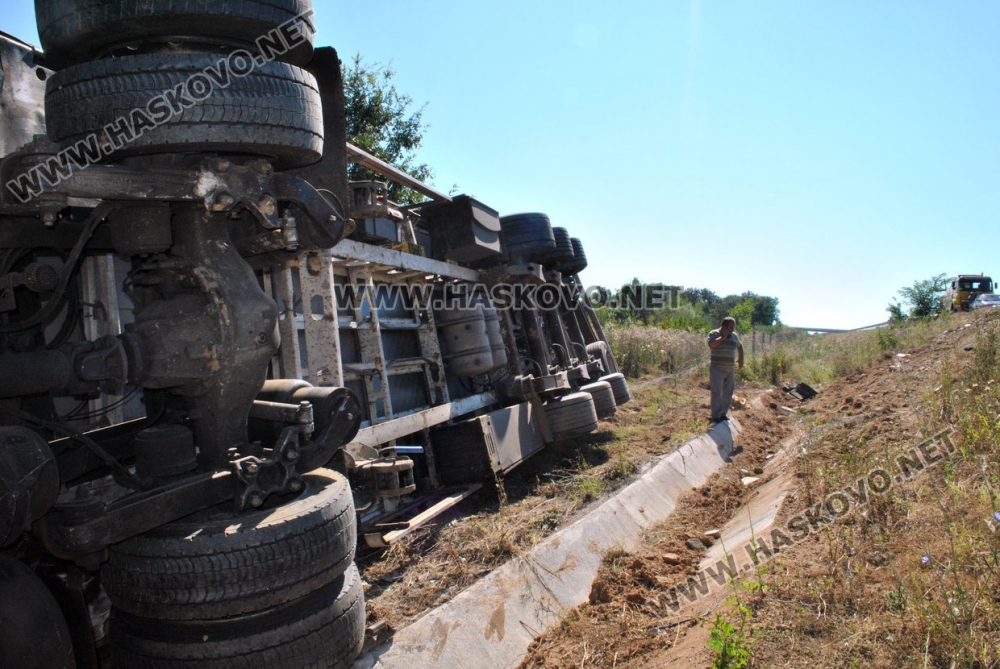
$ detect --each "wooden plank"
[364,484,482,548]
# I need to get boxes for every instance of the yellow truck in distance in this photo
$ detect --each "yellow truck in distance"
[945,274,994,312]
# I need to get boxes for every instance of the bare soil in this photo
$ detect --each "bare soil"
[516,312,999,669]
[358,377,720,632]
[361,311,1000,669]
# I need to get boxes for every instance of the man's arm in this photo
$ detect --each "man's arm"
[737,342,745,369]
[708,331,726,350]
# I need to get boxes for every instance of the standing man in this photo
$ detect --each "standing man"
[707,316,744,423]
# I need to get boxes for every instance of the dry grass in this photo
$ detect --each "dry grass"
[360,380,711,630]
[605,324,706,379]
[746,312,1000,668]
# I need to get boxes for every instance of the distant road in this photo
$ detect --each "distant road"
[784,321,889,333]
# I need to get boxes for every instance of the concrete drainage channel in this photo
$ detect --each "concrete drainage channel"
[354,419,744,669]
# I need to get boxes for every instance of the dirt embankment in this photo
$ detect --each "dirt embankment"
[518,312,1000,668]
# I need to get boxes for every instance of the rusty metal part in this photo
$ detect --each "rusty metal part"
[235,385,362,508]
[350,181,402,220]
[125,206,279,460]
[359,457,415,498]
[1,150,351,252]
[37,470,233,565]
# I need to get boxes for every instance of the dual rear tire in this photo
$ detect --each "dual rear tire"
[579,381,616,419]
[102,469,365,668]
[110,565,365,669]
[44,53,324,169]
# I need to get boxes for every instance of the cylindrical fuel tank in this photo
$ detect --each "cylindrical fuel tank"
[437,304,495,377]
[479,301,508,370]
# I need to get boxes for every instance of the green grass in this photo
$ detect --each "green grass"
[605,316,955,386]
[737,315,957,387]
[760,311,1000,667]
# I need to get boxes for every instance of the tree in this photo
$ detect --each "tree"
[741,291,780,327]
[681,288,719,309]
[886,300,907,324]
[895,273,948,320]
[342,54,433,205]
[728,298,756,328]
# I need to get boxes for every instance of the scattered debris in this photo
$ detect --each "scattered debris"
[686,537,706,551]
[781,382,818,401]
[741,476,761,486]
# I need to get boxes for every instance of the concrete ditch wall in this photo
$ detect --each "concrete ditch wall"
[355,418,742,669]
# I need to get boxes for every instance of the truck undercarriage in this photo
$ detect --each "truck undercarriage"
[0,4,629,667]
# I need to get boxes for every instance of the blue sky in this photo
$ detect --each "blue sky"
[6,1,998,328]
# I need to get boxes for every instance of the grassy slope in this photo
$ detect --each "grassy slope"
[519,311,1000,668]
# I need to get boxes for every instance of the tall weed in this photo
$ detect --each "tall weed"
[604,324,704,378]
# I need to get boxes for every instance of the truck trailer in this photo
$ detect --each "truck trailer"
[0,3,629,667]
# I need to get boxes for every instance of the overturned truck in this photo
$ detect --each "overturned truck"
[0,3,629,668]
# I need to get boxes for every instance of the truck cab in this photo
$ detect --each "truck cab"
[946,274,994,312]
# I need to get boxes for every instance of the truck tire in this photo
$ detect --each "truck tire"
[562,237,588,274]
[600,372,631,406]
[36,0,315,70]
[546,226,575,267]
[544,392,599,440]
[109,564,365,669]
[45,53,323,169]
[102,469,355,621]
[580,381,616,419]
[0,555,76,669]
[500,213,556,264]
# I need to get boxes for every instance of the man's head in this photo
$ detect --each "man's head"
[721,316,736,334]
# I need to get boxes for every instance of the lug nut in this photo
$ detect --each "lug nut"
[285,449,298,461]
[249,495,264,507]
[289,480,303,492]
[245,462,259,475]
